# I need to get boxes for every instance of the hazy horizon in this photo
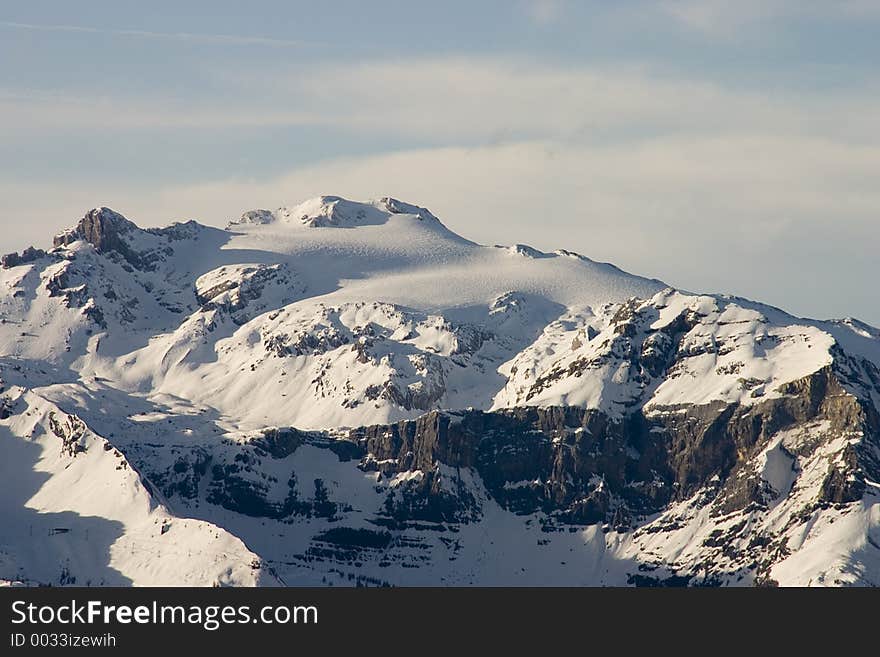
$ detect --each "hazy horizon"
[2,1,878,324]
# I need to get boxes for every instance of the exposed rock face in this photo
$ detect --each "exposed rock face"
[48,411,89,457]
[9,210,220,337]
[228,209,275,228]
[347,363,878,527]
[128,357,879,585]
[254,427,308,459]
[1,246,47,269]
[2,196,878,587]
[53,207,137,252]
[196,263,301,326]
[377,196,439,222]
[0,396,14,420]
[51,206,169,272]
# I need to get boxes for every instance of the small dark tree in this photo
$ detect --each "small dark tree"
[313,478,337,518]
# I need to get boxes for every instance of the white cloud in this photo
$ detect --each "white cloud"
[0,21,315,47]
[659,0,880,34]
[0,89,322,134]
[2,54,878,323]
[233,57,879,143]
[661,0,787,33]
[4,56,878,144]
[4,134,879,323]
[524,0,567,25]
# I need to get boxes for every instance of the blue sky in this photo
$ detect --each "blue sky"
[1,1,879,323]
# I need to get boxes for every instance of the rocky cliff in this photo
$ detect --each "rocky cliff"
[1,198,878,586]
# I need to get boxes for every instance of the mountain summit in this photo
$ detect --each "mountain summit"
[229,195,443,229]
[1,196,878,587]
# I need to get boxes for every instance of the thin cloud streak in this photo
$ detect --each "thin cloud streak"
[659,0,880,34]
[3,136,879,323]
[0,20,317,48]
[4,56,878,142]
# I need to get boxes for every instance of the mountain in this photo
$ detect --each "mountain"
[1,197,878,587]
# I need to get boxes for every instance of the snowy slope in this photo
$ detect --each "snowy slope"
[1,197,665,430]
[1,196,878,587]
[0,378,277,586]
[493,289,839,415]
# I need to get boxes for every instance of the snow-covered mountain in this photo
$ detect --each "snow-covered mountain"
[1,197,878,586]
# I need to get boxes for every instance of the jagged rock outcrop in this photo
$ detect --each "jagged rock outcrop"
[51,207,190,273]
[228,209,276,228]
[346,361,879,528]
[2,196,878,587]
[1,246,46,269]
[48,411,89,457]
[54,207,137,252]
[254,427,309,459]
[130,356,878,585]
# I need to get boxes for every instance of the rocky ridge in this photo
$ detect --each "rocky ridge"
[0,198,878,586]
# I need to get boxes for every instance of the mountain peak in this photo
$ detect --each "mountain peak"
[53,207,138,252]
[282,195,441,228]
[229,195,442,230]
[2,194,880,588]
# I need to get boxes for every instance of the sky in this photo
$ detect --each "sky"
[1,0,878,323]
